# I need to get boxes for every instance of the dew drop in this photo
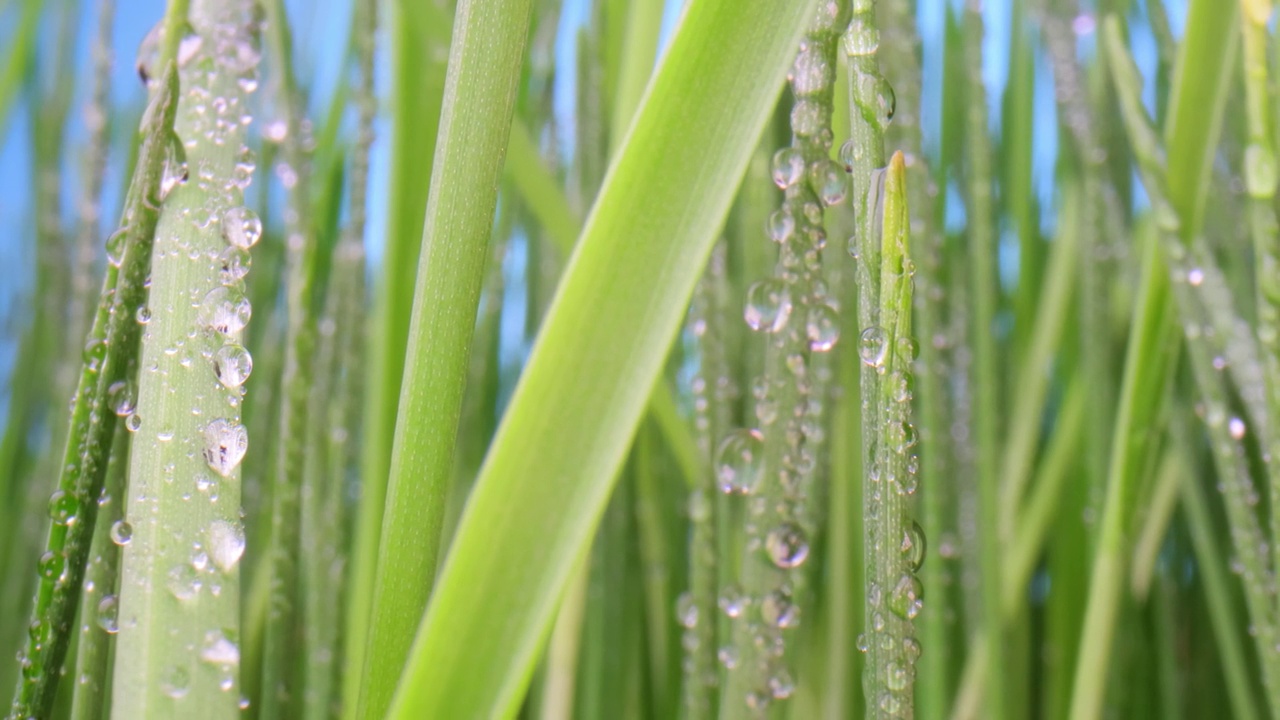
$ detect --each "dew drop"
[202,419,248,478]
[765,524,810,569]
[771,148,806,189]
[744,280,793,333]
[806,305,841,352]
[48,490,79,527]
[197,287,252,336]
[110,520,133,546]
[212,344,253,389]
[96,595,119,634]
[719,584,746,618]
[715,429,765,495]
[859,326,889,367]
[200,629,240,666]
[843,14,880,56]
[166,564,201,601]
[889,574,924,620]
[221,206,262,249]
[161,665,191,699]
[217,246,252,285]
[38,551,65,581]
[125,413,142,432]
[207,519,246,572]
[760,587,799,628]
[766,209,795,244]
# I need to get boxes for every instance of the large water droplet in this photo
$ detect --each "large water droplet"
[744,280,793,333]
[38,551,65,581]
[790,43,833,97]
[812,158,847,206]
[218,246,252,285]
[221,206,262,249]
[902,520,926,572]
[48,490,79,527]
[207,519,246,573]
[889,574,924,619]
[807,305,841,352]
[859,326,889,367]
[765,524,810,568]
[772,148,806,189]
[843,14,880,56]
[715,429,765,494]
[212,344,253,389]
[166,564,201,601]
[96,595,119,634]
[198,287,252,336]
[766,209,795,244]
[761,587,799,628]
[200,630,241,666]
[202,419,248,478]
[110,520,133,546]
[161,665,191,699]
[108,379,137,417]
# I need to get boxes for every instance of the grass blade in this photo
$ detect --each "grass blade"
[384,0,821,715]
[356,0,535,715]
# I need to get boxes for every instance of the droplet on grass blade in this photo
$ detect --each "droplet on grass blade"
[201,419,248,477]
[744,280,793,333]
[715,429,765,494]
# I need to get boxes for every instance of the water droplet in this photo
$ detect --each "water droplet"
[207,519,246,572]
[688,489,711,522]
[902,521,926,572]
[761,587,799,628]
[221,206,262,249]
[766,209,795,244]
[200,630,240,666]
[889,574,924,619]
[859,326,889,367]
[177,29,203,67]
[718,645,739,669]
[96,595,119,634]
[38,551,65,581]
[806,305,840,351]
[886,660,911,691]
[772,148,806,189]
[744,280,793,333]
[108,379,137,417]
[1246,143,1278,199]
[136,305,152,325]
[790,43,833,96]
[715,429,765,494]
[110,520,133,546]
[197,287,252,336]
[212,344,253,389]
[105,227,129,267]
[166,564,201,601]
[790,99,824,137]
[676,592,698,629]
[125,413,143,432]
[48,490,79,526]
[83,337,107,373]
[765,524,810,568]
[769,670,795,699]
[719,584,746,618]
[218,246,252,285]
[202,419,248,478]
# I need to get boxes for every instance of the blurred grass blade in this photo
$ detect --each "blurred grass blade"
[356,0,535,715]
[385,0,820,716]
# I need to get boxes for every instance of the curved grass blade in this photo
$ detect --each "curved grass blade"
[6,61,182,720]
[383,0,821,715]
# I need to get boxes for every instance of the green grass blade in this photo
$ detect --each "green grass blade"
[7,58,182,720]
[343,4,450,710]
[356,0,535,715]
[383,0,820,715]
[109,1,259,714]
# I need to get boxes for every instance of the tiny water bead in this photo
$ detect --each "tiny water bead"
[221,206,262,248]
[125,412,143,432]
[761,587,799,628]
[859,326,889,367]
[715,429,765,495]
[200,630,241,666]
[772,148,806,189]
[161,665,192,699]
[110,520,134,546]
[167,564,202,601]
[719,584,746,618]
[109,379,137,417]
[202,419,248,477]
[198,287,252,336]
[38,551,66,581]
[212,344,253,389]
[744,280,793,333]
[765,524,810,569]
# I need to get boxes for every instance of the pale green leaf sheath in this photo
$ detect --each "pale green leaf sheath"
[111,2,260,717]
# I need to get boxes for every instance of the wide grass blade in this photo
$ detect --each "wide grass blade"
[383,0,820,716]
